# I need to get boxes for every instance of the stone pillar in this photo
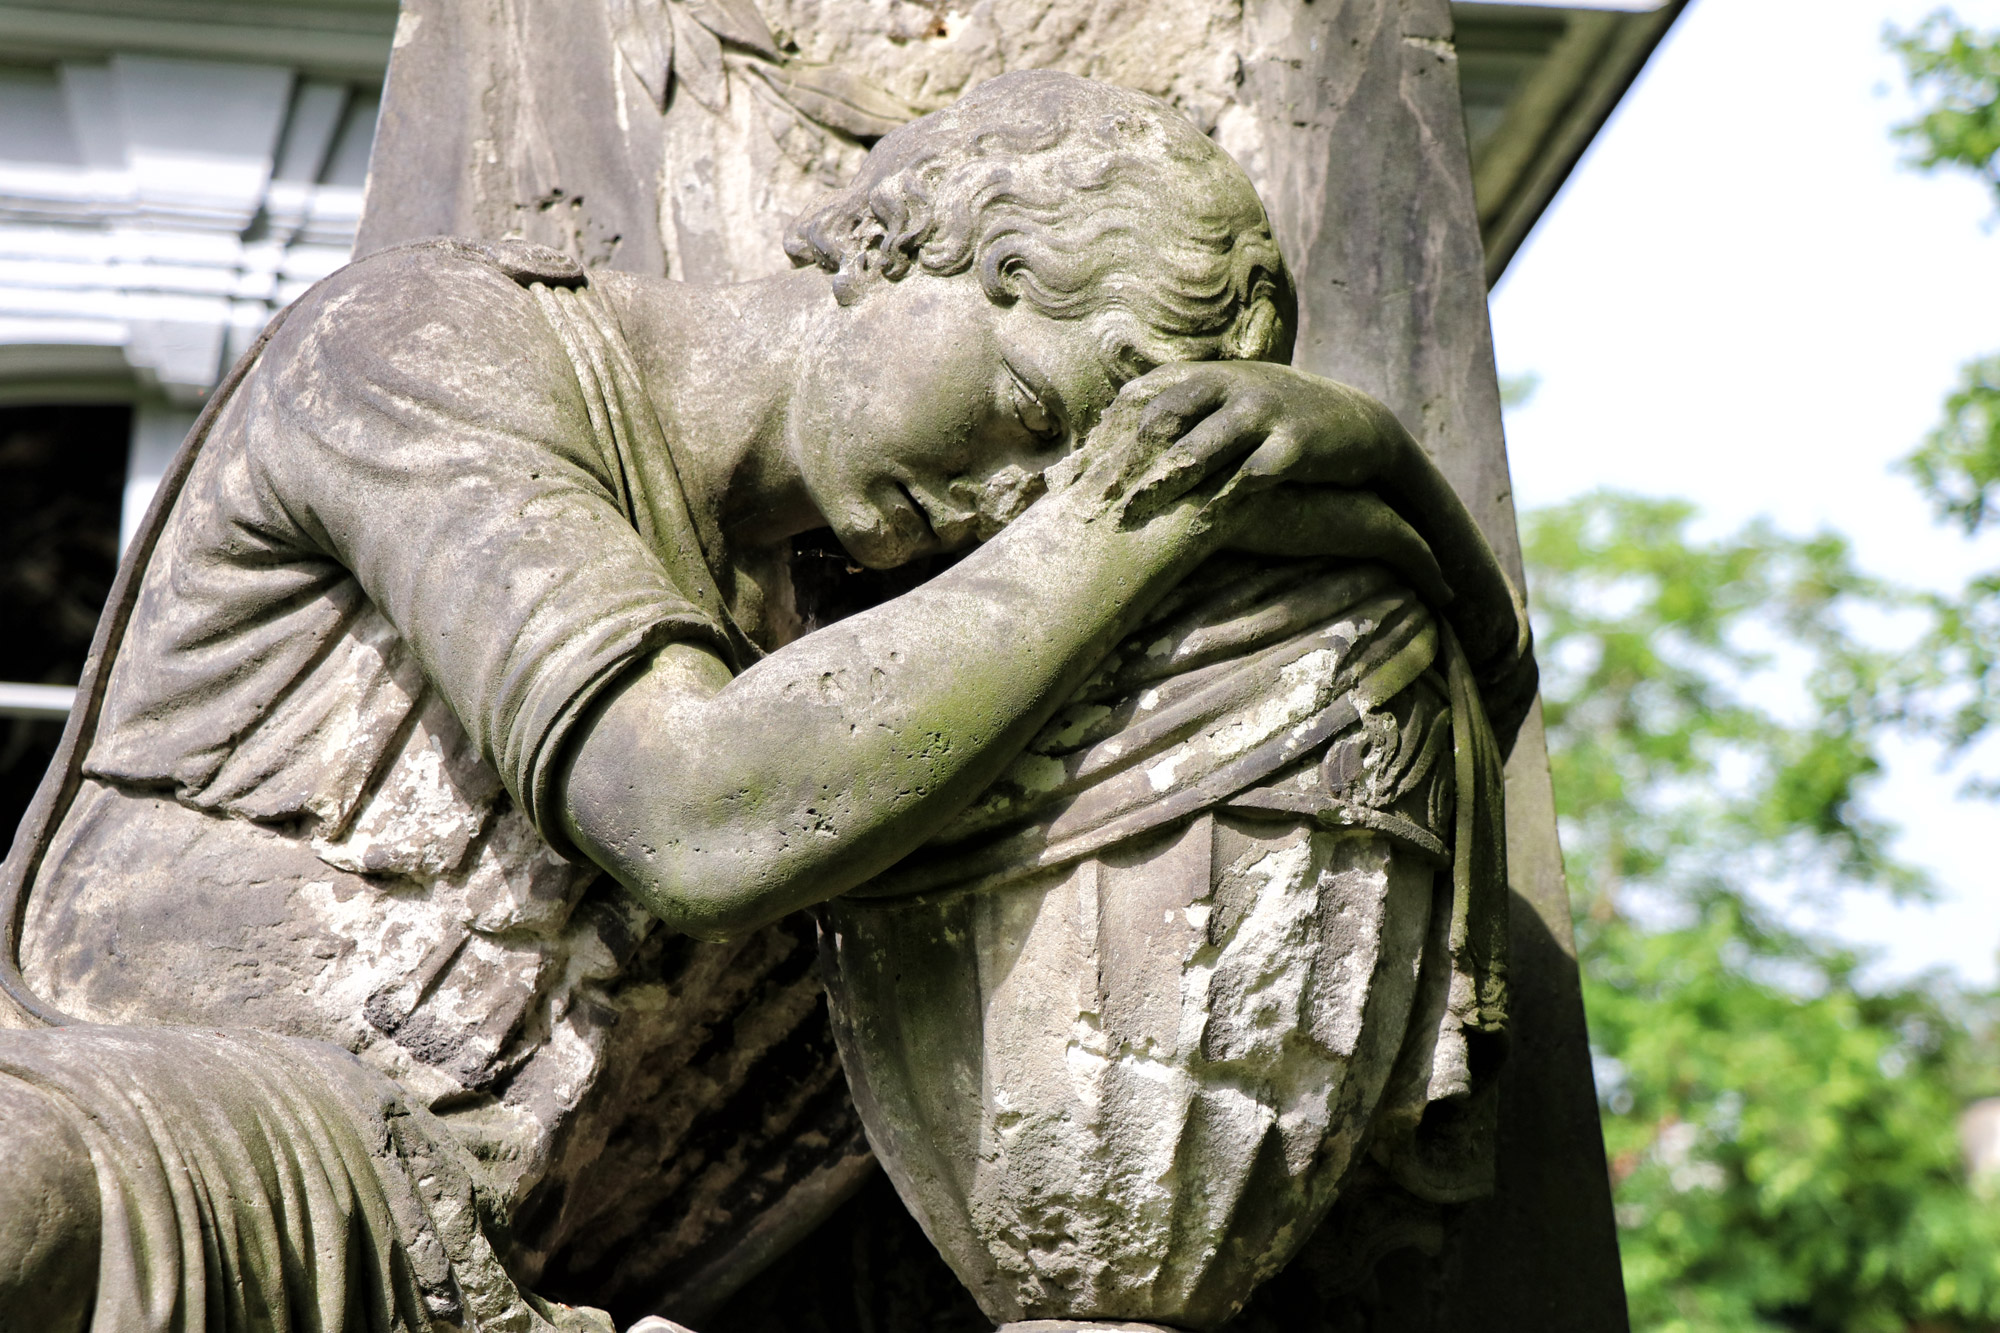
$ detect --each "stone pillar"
[1216,5,1627,1327]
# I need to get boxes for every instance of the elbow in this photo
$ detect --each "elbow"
[565,801,792,940]
[643,892,775,944]
[571,793,878,941]
[620,845,813,943]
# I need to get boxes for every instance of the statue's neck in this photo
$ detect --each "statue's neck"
[594,268,832,554]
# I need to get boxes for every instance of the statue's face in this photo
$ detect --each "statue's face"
[790,271,1132,569]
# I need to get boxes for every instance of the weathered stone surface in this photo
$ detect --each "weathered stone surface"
[0,2,1617,1321]
[359,22,1550,1315]
[1228,6,1628,1326]
[819,487,1511,1329]
[0,1024,616,1332]
[9,236,878,1319]
[364,40,1616,1320]
[362,0,1261,280]
[358,2,1623,1326]
[832,822,1445,1330]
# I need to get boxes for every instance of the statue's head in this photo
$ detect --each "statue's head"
[786,70,1292,370]
[780,71,1293,569]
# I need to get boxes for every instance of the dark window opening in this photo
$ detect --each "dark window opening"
[1,403,129,852]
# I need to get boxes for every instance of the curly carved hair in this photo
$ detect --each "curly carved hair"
[783,70,1294,370]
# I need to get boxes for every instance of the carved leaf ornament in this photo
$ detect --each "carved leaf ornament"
[608,0,918,138]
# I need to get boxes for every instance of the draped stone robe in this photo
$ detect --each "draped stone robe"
[0,239,1511,1332]
[4,239,853,1324]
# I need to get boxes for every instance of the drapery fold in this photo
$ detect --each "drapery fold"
[0,1025,614,1333]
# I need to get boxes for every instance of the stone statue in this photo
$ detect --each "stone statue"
[364,1,1609,1324]
[0,71,1529,1333]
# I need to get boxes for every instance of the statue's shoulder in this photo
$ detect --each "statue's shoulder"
[280,238,591,340]
[260,238,596,392]
[344,236,590,291]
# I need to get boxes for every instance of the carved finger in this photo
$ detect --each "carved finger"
[1236,429,1308,487]
[1121,403,1268,521]
[1239,393,1394,490]
[1131,371,1230,448]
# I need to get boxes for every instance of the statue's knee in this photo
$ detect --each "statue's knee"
[0,1081,99,1333]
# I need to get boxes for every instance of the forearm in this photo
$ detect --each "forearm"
[557,484,1208,939]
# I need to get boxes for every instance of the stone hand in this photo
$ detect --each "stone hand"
[1112,361,1410,513]
[1086,361,1528,678]
[1220,485,1451,606]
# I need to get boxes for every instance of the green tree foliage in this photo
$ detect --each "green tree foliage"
[1530,495,1910,909]
[1892,11,2000,197]
[1526,494,2000,1332]
[1525,24,2000,1325]
[1906,354,2000,538]
[1890,8,2000,773]
[1506,11,2000,1325]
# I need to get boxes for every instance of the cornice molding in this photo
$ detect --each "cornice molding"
[1452,0,1689,285]
[0,1,396,78]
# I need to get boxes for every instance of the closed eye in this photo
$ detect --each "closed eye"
[1007,366,1065,445]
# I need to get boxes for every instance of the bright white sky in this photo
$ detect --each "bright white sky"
[1489,0,2000,986]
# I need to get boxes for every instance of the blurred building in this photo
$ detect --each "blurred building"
[0,0,1682,841]
[1963,1097,2000,1183]
[0,0,396,833]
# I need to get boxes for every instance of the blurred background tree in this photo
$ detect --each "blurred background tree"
[1527,492,2000,1331]
[1892,8,2000,789]
[1519,11,2000,1328]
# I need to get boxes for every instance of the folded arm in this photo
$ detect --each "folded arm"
[555,363,1532,940]
[555,472,1211,939]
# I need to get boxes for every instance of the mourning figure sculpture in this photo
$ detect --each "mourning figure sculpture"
[0,72,1530,1333]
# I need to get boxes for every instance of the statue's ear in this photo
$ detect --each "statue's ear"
[1259,265,1300,366]
[1230,298,1284,365]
